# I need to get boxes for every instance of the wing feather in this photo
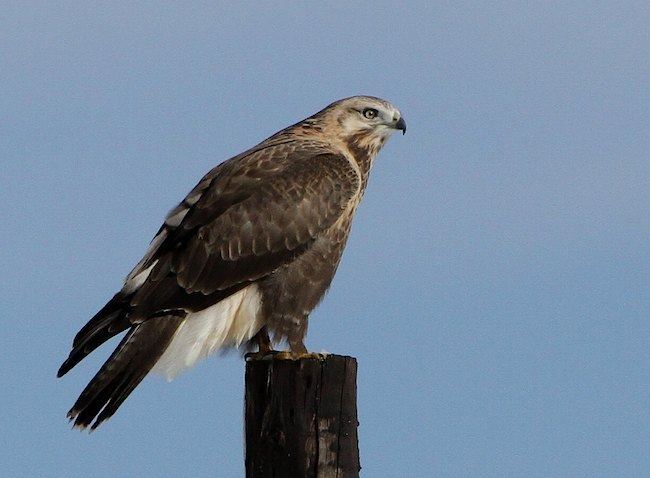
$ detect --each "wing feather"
[169,152,358,295]
[127,145,358,316]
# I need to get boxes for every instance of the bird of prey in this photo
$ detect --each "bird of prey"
[58,96,406,430]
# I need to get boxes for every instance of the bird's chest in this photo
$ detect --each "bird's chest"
[259,209,356,318]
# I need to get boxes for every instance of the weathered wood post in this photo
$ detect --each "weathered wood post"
[245,354,360,477]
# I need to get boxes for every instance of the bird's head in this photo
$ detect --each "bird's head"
[330,95,405,137]
[308,96,406,158]
[330,96,405,160]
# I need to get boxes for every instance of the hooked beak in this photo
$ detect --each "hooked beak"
[394,117,407,135]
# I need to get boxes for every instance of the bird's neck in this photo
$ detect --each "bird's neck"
[344,132,386,187]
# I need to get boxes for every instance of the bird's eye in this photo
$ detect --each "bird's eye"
[362,108,378,119]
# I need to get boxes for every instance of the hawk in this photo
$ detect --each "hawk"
[58,96,406,429]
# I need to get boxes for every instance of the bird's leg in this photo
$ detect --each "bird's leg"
[289,338,308,355]
[244,327,276,360]
[256,326,273,354]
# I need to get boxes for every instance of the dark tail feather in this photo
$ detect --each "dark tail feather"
[66,314,184,430]
[57,293,133,378]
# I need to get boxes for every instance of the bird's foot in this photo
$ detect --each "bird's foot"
[244,350,280,361]
[272,351,329,361]
[245,349,330,361]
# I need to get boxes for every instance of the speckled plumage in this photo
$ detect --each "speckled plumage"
[58,96,405,429]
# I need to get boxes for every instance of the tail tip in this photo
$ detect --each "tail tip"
[57,360,71,378]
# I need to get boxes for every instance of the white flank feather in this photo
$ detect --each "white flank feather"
[152,284,263,381]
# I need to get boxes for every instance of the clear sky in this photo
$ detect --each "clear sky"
[2,2,649,477]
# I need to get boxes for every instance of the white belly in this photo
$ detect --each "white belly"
[152,284,263,381]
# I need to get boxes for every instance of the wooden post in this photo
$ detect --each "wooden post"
[245,354,360,478]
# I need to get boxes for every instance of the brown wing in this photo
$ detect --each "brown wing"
[129,144,360,316]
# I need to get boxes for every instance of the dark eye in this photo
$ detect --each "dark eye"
[362,108,378,119]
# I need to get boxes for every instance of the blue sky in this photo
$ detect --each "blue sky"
[2,2,649,476]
